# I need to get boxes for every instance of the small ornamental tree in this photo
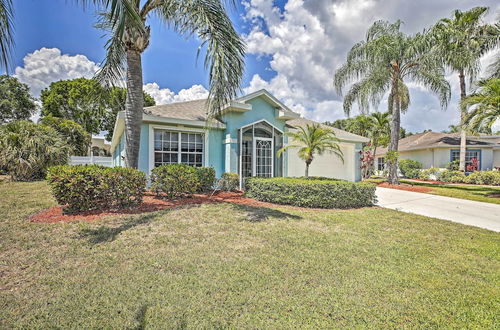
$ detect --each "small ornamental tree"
[40,115,91,156]
[0,75,37,123]
[360,149,374,179]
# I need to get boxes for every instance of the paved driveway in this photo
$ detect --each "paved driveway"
[376,187,500,232]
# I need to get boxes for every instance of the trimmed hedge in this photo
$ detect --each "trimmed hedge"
[196,167,216,192]
[47,165,146,213]
[150,164,199,198]
[436,170,466,183]
[245,177,376,209]
[220,172,239,191]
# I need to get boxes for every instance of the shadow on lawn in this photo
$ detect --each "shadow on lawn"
[78,203,301,244]
[230,203,302,222]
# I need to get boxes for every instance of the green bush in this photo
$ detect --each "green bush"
[398,159,422,179]
[245,177,376,209]
[446,160,460,171]
[419,168,440,181]
[150,164,199,198]
[40,115,91,156]
[196,167,216,192]
[300,176,339,181]
[0,121,71,181]
[47,165,146,213]
[220,172,239,191]
[464,171,500,185]
[437,170,466,183]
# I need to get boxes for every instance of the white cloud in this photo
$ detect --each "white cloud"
[242,0,500,132]
[14,47,99,97]
[143,83,208,105]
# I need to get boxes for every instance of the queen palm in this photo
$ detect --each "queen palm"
[368,112,390,158]
[278,123,343,177]
[334,20,450,184]
[464,78,500,134]
[432,7,499,171]
[0,0,14,71]
[88,0,245,168]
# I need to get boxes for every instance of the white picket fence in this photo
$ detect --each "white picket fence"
[69,156,113,167]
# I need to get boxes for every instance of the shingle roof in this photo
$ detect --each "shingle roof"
[142,97,368,143]
[286,118,369,143]
[375,131,495,155]
[143,99,211,122]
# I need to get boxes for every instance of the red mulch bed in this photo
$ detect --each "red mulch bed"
[410,179,445,184]
[378,182,433,193]
[30,191,294,223]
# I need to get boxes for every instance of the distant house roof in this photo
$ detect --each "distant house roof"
[375,131,497,156]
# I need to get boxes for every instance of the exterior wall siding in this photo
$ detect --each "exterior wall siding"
[286,143,358,181]
[494,150,500,168]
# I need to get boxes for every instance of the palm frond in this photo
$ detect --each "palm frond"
[151,0,245,117]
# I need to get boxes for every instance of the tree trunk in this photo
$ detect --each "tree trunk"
[458,69,467,172]
[388,84,401,185]
[124,50,144,169]
[305,163,309,177]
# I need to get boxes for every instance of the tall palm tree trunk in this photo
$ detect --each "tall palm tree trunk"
[458,69,467,171]
[388,85,401,185]
[124,50,144,169]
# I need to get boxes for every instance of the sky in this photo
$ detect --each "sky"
[10,0,500,133]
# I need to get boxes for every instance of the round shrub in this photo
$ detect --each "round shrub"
[220,172,239,191]
[464,171,500,185]
[47,165,146,213]
[196,167,216,192]
[398,159,422,179]
[0,121,70,181]
[150,164,199,198]
[245,177,376,209]
[437,170,466,183]
[418,167,440,181]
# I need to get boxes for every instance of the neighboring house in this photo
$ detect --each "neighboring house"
[375,131,500,171]
[110,89,368,186]
[90,137,111,156]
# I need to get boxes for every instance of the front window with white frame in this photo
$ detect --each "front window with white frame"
[377,157,385,171]
[154,129,203,167]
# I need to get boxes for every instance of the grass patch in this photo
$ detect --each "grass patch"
[1,181,499,328]
[399,179,500,205]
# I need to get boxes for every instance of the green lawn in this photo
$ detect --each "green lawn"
[1,181,499,328]
[399,179,500,205]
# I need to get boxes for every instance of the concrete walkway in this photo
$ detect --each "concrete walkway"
[376,187,500,232]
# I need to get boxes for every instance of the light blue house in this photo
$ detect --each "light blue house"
[110,89,368,185]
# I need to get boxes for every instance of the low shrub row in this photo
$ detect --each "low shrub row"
[436,170,500,185]
[245,177,376,209]
[47,165,146,213]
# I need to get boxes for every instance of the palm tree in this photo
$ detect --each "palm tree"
[432,7,499,171]
[0,0,14,71]
[464,78,500,134]
[278,123,343,177]
[368,112,390,158]
[334,20,450,184]
[89,0,245,168]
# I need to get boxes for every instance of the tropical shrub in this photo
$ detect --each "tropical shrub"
[446,160,460,171]
[464,171,500,185]
[436,170,466,183]
[220,172,239,191]
[196,167,216,192]
[0,121,70,181]
[150,164,199,198]
[47,165,146,213]
[245,177,376,209]
[398,159,422,179]
[419,168,440,181]
[41,115,91,156]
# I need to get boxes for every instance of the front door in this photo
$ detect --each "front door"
[253,137,273,177]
